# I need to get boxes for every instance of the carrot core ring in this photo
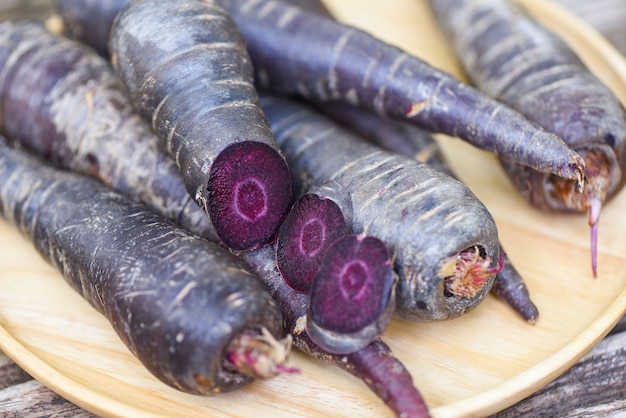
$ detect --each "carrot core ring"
[208,141,292,250]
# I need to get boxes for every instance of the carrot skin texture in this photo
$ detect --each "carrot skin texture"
[217,0,585,184]
[0,21,220,243]
[429,0,626,277]
[317,101,538,323]
[261,95,500,321]
[0,138,285,395]
[109,0,292,251]
[44,0,535,321]
[52,0,128,55]
[241,246,431,417]
[274,0,538,323]
[0,18,422,409]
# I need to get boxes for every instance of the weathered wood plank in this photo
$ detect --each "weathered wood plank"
[492,326,626,417]
[0,380,95,418]
[0,353,32,390]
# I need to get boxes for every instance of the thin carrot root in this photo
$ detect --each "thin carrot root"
[550,149,610,278]
[226,328,299,378]
[588,197,602,279]
[440,246,505,299]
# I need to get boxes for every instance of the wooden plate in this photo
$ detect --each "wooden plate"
[2,0,626,417]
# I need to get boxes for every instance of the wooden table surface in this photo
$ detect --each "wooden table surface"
[1,0,625,417]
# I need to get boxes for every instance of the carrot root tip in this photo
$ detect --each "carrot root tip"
[588,197,602,278]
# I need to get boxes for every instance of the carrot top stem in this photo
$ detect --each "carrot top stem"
[226,328,298,379]
[440,246,505,299]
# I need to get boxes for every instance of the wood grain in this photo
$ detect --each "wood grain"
[493,315,626,417]
[1,0,626,417]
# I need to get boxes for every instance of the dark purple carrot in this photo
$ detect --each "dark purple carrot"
[275,0,538,324]
[307,233,396,354]
[216,0,586,187]
[276,179,396,352]
[0,20,220,243]
[3,17,410,408]
[275,191,350,293]
[0,136,289,395]
[275,179,353,293]
[241,246,431,417]
[312,101,453,174]
[108,0,293,251]
[429,0,626,277]
[315,101,539,324]
[52,0,128,55]
[261,94,503,321]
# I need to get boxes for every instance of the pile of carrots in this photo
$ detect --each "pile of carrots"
[0,0,625,416]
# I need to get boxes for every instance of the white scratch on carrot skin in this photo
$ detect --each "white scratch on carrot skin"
[240,0,263,14]
[330,151,387,180]
[327,30,357,99]
[277,6,297,28]
[256,0,279,19]
[374,53,409,115]
[357,161,404,191]
[224,291,248,309]
[165,281,199,315]
[290,126,337,160]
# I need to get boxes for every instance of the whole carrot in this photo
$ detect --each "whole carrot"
[429,0,626,277]
[262,94,503,321]
[0,20,219,243]
[216,0,586,187]
[0,136,288,395]
[109,0,293,251]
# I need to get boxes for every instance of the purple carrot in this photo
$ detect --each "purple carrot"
[276,178,396,352]
[429,0,626,277]
[216,0,586,188]
[275,191,350,293]
[109,0,293,251]
[0,136,289,394]
[315,101,539,324]
[276,0,538,324]
[261,94,504,321]
[0,18,422,412]
[307,233,396,354]
[0,20,220,243]
[241,246,431,417]
[52,0,128,55]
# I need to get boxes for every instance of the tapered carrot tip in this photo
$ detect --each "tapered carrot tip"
[208,141,292,251]
[275,194,350,293]
[588,197,602,278]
